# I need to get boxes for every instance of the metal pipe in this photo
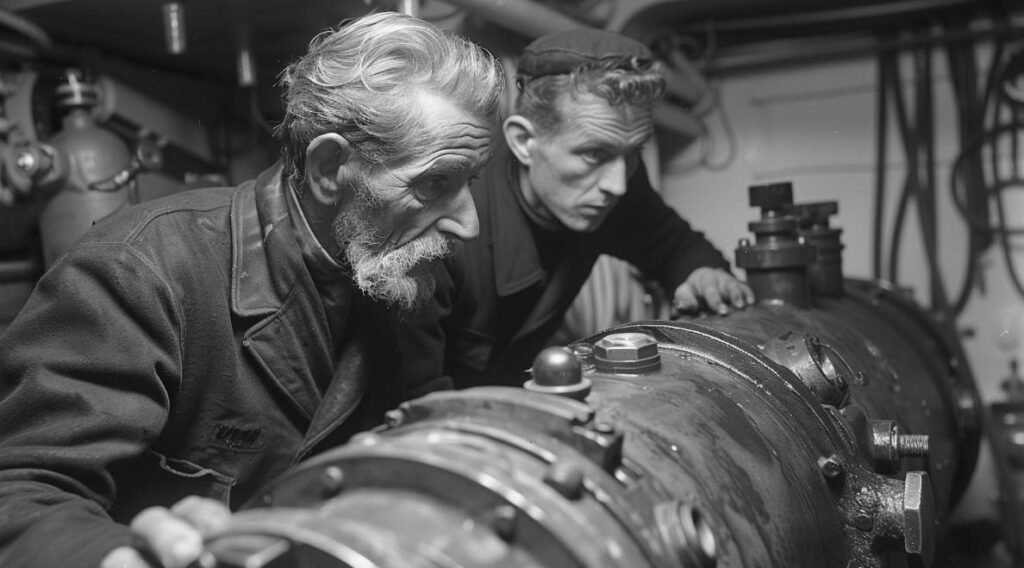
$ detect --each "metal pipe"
[706,23,1024,77]
[397,0,419,18]
[0,258,38,283]
[440,0,585,38]
[652,101,704,140]
[161,3,186,55]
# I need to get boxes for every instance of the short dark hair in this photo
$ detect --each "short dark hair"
[514,57,665,135]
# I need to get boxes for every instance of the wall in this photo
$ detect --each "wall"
[658,50,1024,521]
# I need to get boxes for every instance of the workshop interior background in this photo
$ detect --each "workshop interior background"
[2,0,1024,565]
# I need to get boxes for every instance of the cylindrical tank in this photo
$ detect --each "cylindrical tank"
[720,182,980,514]
[38,70,133,267]
[204,324,943,567]
[196,182,980,568]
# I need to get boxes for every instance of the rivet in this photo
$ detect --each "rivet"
[490,504,517,541]
[817,455,844,479]
[321,465,344,496]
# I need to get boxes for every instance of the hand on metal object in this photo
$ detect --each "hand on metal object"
[100,496,228,568]
[671,266,755,317]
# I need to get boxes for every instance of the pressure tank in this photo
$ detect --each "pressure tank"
[38,70,134,267]
[199,183,982,568]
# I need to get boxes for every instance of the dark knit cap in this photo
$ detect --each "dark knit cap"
[517,28,653,79]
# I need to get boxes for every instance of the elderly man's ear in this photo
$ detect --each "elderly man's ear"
[503,115,537,167]
[304,133,358,207]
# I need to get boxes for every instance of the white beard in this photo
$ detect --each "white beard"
[334,199,451,312]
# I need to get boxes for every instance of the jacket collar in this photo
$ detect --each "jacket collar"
[228,163,336,422]
[485,144,547,297]
[231,163,296,317]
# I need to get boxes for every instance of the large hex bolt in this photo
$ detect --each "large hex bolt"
[903,471,935,567]
[593,332,661,374]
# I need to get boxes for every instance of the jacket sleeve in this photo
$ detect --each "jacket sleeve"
[0,241,182,568]
[393,261,457,401]
[601,162,731,294]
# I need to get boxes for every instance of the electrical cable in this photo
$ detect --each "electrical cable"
[0,7,52,52]
[995,179,1024,299]
[873,40,891,280]
[943,23,986,315]
[915,34,953,314]
[699,83,737,172]
[248,88,276,138]
[886,39,917,286]
[950,123,1024,235]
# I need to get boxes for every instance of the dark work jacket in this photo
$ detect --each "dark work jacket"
[397,143,730,394]
[0,164,402,568]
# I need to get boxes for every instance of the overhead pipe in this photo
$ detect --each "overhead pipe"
[397,0,419,18]
[438,0,587,37]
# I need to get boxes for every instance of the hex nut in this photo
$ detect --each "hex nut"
[594,333,659,361]
[903,471,934,565]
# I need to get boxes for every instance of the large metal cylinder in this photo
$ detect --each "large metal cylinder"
[204,317,954,567]
[196,185,981,568]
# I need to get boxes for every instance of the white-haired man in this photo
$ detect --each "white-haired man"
[0,12,503,568]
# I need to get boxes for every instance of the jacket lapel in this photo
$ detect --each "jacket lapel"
[231,165,332,422]
[486,145,596,344]
[508,238,594,344]
[488,146,546,297]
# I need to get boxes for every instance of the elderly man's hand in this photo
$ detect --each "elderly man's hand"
[671,267,755,317]
[100,496,230,568]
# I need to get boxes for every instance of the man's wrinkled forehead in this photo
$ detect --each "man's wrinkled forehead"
[516,28,653,80]
[397,91,494,169]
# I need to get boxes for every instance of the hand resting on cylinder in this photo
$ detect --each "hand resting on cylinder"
[99,496,230,568]
[671,266,755,317]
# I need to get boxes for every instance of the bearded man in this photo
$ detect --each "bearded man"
[0,12,503,568]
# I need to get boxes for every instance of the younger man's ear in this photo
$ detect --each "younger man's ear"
[503,115,537,166]
[305,133,356,206]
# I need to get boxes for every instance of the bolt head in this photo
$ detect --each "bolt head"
[321,465,345,496]
[594,332,659,362]
[903,471,935,565]
[490,505,517,541]
[544,461,585,500]
[384,409,405,428]
[817,455,844,479]
[15,152,35,171]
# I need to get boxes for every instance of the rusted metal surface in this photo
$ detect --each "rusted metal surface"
[196,313,971,567]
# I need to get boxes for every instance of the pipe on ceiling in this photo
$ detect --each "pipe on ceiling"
[439,0,586,38]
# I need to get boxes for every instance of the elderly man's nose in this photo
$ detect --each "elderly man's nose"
[436,186,479,241]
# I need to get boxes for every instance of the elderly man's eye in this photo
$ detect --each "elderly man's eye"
[414,177,450,203]
[581,149,609,164]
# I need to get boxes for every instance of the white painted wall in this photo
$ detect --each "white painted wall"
[658,52,1024,521]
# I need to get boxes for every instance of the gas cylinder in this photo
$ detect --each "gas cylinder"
[38,70,133,267]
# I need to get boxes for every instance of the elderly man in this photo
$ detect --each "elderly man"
[0,12,502,568]
[397,28,753,395]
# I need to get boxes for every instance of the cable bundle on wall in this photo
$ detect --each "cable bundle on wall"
[873,3,1024,319]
